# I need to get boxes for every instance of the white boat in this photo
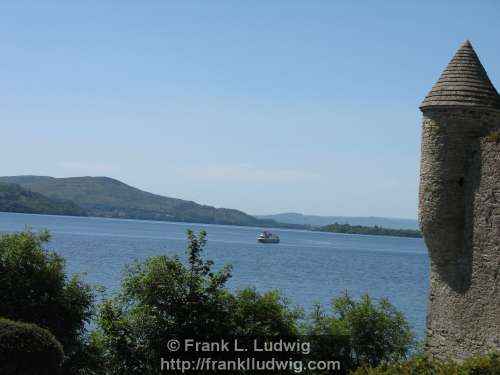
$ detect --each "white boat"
[257,231,280,243]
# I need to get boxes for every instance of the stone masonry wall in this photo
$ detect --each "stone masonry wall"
[419,108,500,359]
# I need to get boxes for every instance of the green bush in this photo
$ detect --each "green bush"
[351,352,500,375]
[231,287,302,336]
[95,230,302,374]
[0,317,64,375]
[486,130,500,143]
[305,292,415,372]
[460,352,500,374]
[0,230,97,374]
[1,229,418,375]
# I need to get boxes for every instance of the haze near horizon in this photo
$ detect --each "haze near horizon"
[1,1,499,219]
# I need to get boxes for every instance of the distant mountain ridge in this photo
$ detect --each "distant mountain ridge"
[0,182,87,216]
[256,212,419,230]
[0,175,280,227]
[0,176,419,231]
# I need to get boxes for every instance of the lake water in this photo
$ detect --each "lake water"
[0,212,429,337]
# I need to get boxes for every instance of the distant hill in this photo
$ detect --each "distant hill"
[256,212,419,230]
[0,175,279,227]
[0,182,87,216]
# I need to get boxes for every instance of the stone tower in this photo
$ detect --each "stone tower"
[419,40,500,359]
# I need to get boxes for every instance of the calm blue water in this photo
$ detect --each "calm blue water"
[0,212,429,337]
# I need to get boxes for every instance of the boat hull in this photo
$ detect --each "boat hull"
[257,238,280,244]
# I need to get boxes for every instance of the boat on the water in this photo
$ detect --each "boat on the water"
[257,231,280,243]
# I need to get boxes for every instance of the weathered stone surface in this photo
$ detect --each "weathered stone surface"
[419,41,500,360]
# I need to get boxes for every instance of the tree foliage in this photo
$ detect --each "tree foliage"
[95,230,301,374]
[0,230,96,374]
[0,229,417,374]
[305,292,415,372]
[0,317,64,375]
[352,352,500,375]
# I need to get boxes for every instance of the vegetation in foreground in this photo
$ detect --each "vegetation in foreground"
[0,229,496,374]
[0,317,64,375]
[317,223,422,238]
[0,230,98,374]
[352,353,500,375]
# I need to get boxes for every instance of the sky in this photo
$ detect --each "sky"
[1,1,499,219]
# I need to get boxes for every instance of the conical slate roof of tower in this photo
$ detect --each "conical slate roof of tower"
[420,40,500,110]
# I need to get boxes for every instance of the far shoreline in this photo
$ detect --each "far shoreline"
[0,211,423,240]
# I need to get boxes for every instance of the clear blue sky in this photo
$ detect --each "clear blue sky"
[1,1,499,219]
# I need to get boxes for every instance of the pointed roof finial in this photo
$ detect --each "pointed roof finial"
[420,40,500,111]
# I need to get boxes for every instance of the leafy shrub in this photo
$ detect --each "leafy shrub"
[305,292,415,372]
[0,230,97,374]
[351,352,500,375]
[232,288,302,336]
[486,130,500,143]
[1,229,417,375]
[95,230,301,374]
[460,352,500,374]
[0,317,64,375]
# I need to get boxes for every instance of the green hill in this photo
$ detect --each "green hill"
[0,176,279,227]
[0,182,87,216]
